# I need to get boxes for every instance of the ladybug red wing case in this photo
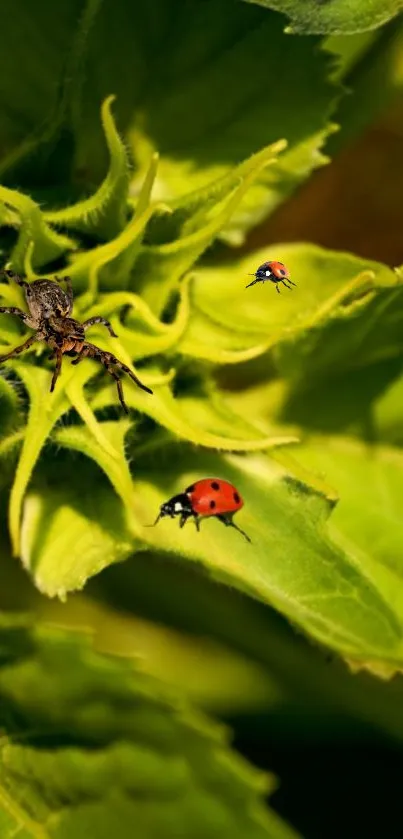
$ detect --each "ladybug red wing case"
[186,478,243,517]
[245,260,296,292]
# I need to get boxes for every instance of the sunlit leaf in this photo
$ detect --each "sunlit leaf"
[184,243,402,381]
[130,445,403,666]
[78,276,190,362]
[64,196,168,299]
[0,185,76,271]
[6,362,95,557]
[292,435,403,675]
[134,141,286,315]
[91,374,296,452]
[21,456,134,598]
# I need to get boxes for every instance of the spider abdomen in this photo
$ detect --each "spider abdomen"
[27,280,72,321]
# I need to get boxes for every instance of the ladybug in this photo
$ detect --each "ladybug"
[246,260,295,293]
[151,478,251,542]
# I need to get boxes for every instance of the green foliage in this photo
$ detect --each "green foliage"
[244,0,403,35]
[0,0,402,834]
[0,618,299,839]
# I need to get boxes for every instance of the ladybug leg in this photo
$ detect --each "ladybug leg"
[217,514,251,544]
[287,278,297,286]
[281,280,293,291]
[275,284,280,294]
[179,510,195,529]
[194,516,201,532]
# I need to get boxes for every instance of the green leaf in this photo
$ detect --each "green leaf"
[91,372,296,453]
[371,366,403,446]
[93,548,403,744]
[134,141,286,315]
[0,185,76,271]
[292,435,403,675]
[78,275,190,362]
[6,361,96,558]
[44,96,131,240]
[243,0,403,34]
[0,0,103,188]
[326,18,403,155]
[129,444,403,666]
[183,243,402,382]
[0,375,20,434]
[0,619,298,839]
[21,455,134,598]
[0,0,336,243]
[122,1,337,244]
[36,593,281,715]
[63,192,168,299]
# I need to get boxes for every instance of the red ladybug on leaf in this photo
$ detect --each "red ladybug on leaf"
[246,260,295,293]
[150,478,251,542]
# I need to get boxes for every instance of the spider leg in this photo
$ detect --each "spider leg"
[0,333,37,362]
[82,316,118,338]
[54,276,73,314]
[0,306,32,326]
[70,342,153,413]
[50,349,64,393]
[0,269,29,289]
[217,513,251,543]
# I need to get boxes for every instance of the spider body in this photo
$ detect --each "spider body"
[0,270,152,412]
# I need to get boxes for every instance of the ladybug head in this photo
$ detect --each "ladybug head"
[150,492,193,526]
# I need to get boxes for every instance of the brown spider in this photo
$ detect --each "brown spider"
[0,269,152,412]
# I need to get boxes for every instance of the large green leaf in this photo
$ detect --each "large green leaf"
[44,96,131,240]
[244,0,403,34]
[0,618,298,839]
[129,446,403,669]
[289,435,403,675]
[0,0,338,243]
[18,437,403,671]
[180,243,403,382]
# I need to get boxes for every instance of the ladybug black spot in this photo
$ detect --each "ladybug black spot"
[186,484,195,493]
[279,269,286,276]
[210,500,216,510]
[233,492,240,503]
[211,481,220,490]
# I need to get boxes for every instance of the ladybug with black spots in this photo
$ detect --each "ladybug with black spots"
[151,478,251,542]
[246,260,295,293]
